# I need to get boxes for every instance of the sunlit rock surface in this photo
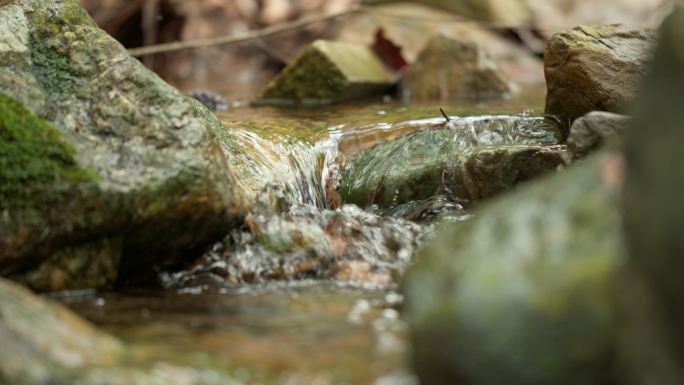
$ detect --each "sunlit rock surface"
[0,0,246,290]
[258,40,395,105]
[400,35,513,101]
[544,24,655,134]
[403,153,624,385]
[340,116,562,208]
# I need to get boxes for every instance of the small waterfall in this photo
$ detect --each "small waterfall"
[215,128,335,209]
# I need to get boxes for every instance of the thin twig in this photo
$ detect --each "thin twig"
[127,5,361,57]
[440,108,451,122]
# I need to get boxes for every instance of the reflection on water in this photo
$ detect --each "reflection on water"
[61,283,416,385]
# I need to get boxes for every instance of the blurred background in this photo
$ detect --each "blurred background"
[79,0,671,101]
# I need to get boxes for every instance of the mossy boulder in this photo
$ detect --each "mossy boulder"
[340,116,562,208]
[544,24,655,136]
[621,7,684,384]
[399,35,513,101]
[0,0,247,290]
[258,40,395,105]
[403,153,624,385]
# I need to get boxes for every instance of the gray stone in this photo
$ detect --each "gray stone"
[0,0,247,290]
[257,40,395,105]
[340,116,562,208]
[566,111,629,161]
[403,153,624,385]
[544,24,655,136]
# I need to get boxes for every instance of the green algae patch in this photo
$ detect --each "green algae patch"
[0,93,95,210]
[258,40,395,105]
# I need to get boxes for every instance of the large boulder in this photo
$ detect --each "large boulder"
[403,153,624,385]
[621,7,684,385]
[544,24,655,135]
[399,35,513,101]
[257,40,395,105]
[0,0,246,290]
[340,116,562,208]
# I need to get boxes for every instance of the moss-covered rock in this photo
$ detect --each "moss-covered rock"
[403,153,624,385]
[258,40,395,105]
[544,24,655,136]
[340,116,562,207]
[621,7,684,385]
[0,0,247,290]
[399,35,513,101]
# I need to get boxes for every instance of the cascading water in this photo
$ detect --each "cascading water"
[163,114,560,289]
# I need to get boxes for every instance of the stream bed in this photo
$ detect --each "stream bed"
[55,92,554,385]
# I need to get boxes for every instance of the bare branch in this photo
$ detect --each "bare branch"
[127,5,360,57]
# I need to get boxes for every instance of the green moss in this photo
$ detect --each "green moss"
[0,93,95,209]
[260,45,349,103]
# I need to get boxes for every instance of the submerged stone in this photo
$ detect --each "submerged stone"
[544,24,655,135]
[399,35,513,101]
[622,7,684,385]
[257,40,395,105]
[340,116,562,208]
[0,0,247,289]
[403,153,624,385]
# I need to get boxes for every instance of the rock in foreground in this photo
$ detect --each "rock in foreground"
[403,153,623,385]
[258,40,395,105]
[0,0,246,290]
[622,7,684,385]
[544,24,655,134]
[400,35,513,101]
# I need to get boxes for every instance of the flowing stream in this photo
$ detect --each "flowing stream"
[59,95,559,385]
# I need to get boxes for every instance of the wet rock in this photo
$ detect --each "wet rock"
[0,277,239,385]
[403,153,624,385]
[340,116,562,208]
[257,40,395,105]
[544,24,656,135]
[566,111,629,161]
[399,35,513,101]
[0,277,123,384]
[163,204,424,288]
[0,0,246,290]
[621,7,684,385]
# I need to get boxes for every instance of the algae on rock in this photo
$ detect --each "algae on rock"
[258,40,395,105]
[0,0,247,290]
[340,116,562,208]
[621,7,684,385]
[403,153,624,385]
